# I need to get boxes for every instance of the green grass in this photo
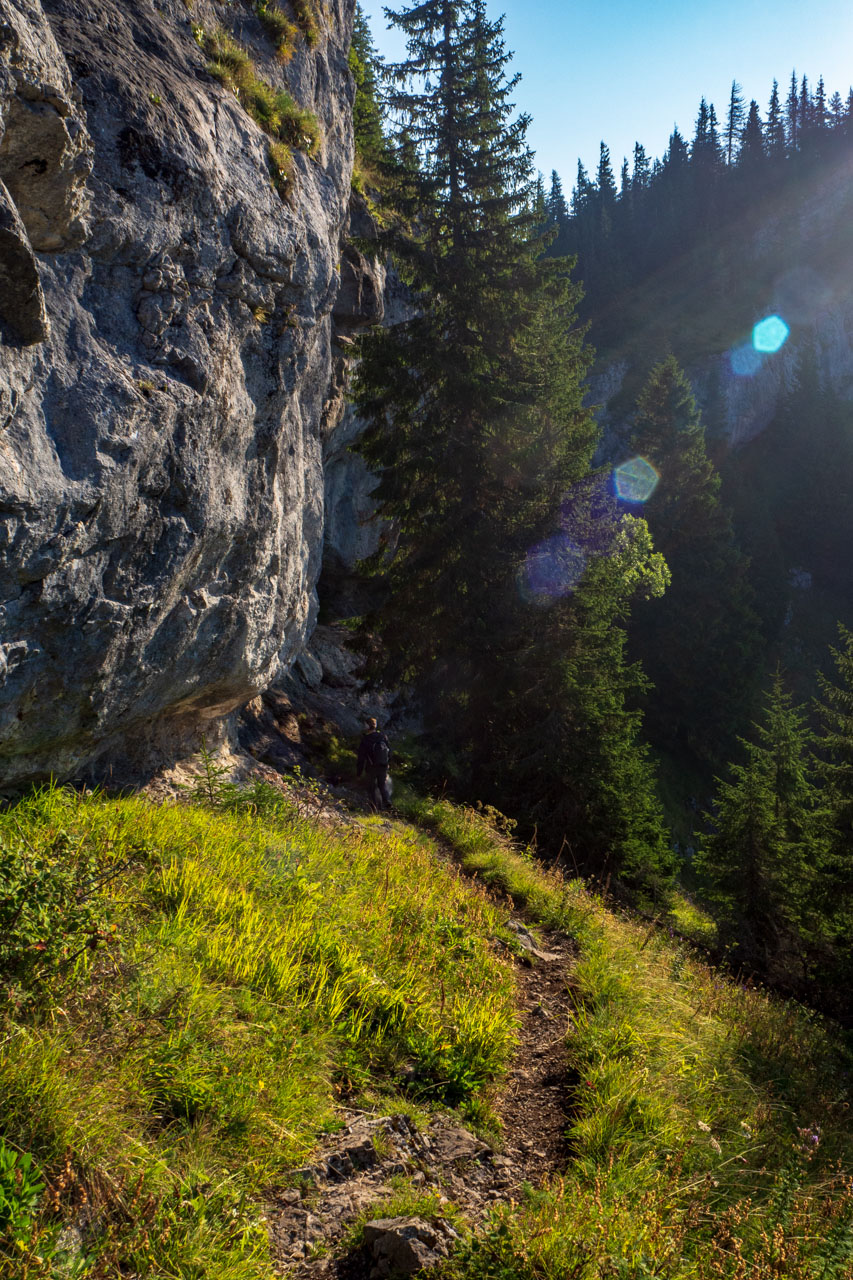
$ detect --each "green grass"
[255,2,299,63]
[394,791,853,1278]
[3,780,853,1278]
[0,784,516,1278]
[195,24,321,192]
[395,791,591,934]
[289,0,321,47]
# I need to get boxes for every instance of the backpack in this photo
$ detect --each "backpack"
[370,733,390,768]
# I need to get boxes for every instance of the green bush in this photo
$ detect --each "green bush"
[0,825,105,1010]
[201,26,321,159]
[0,1139,43,1243]
[255,2,299,63]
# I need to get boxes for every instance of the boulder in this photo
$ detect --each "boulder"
[362,1216,454,1278]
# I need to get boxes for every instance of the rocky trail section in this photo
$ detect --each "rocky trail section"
[269,918,576,1278]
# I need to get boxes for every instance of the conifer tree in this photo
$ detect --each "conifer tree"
[597,141,617,207]
[572,159,594,212]
[814,75,828,130]
[766,79,787,158]
[696,675,822,976]
[797,74,814,157]
[708,103,722,163]
[489,492,673,894]
[631,141,650,190]
[725,80,745,164]
[354,0,598,775]
[354,0,675,888]
[349,3,387,171]
[786,70,800,149]
[546,168,568,225]
[816,624,853,906]
[808,629,853,1010]
[829,89,844,129]
[739,100,765,170]
[626,357,761,760]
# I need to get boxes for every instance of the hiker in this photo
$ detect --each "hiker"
[357,717,392,810]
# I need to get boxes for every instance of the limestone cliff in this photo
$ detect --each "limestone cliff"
[0,0,378,788]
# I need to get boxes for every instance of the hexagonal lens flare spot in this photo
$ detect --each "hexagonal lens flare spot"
[613,456,659,504]
[752,314,790,354]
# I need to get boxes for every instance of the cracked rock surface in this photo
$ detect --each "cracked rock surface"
[0,0,382,789]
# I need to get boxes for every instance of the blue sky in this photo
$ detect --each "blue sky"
[359,0,853,189]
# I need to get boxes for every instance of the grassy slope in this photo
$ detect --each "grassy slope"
[0,785,515,1278]
[2,784,853,1278]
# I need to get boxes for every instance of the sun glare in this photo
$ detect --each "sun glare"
[520,534,587,605]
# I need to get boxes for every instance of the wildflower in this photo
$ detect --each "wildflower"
[710,1137,722,1155]
[697,1120,711,1132]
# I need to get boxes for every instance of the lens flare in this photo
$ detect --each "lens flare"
[519,534,586,606]
[752,314,790,354]
[613,456,659,504]
[729,342,764,377]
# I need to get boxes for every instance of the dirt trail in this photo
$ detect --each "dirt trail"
[266,803,579,1276]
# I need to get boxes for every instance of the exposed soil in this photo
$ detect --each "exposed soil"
[495,928,578,1182]
[268,913,578,1277]
[218,667,582,1274]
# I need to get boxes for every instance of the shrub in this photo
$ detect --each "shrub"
[0,1139,43,1243]
[0,823,106,1011]
[290,0,320,47]
[255,2,299,63]
[203,27,320,158]
[268,140,293,196]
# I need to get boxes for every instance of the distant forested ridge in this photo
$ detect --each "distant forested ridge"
[545,72,853,351]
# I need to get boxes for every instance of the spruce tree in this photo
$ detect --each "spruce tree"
[738,100,765,186]
[725,80,746,164]
[766,79,787,158]
[814,75,828,130]
[626,357,761,760]
[354,0,598,769]
[597,141,617,207]
[354,0,674,889]
[349,3,387,171]
[808,629,853,1013]
[829,89,844,129]
[816,626,853,923]
[786,70,800,149]
[695,675,822,978]
[546,168,568,225]
[489,493,673,895]
[631,141,650,190]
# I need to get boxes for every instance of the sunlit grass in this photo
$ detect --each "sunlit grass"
[3,781,853,1277]
[398,789,853,1278]
[0,785,517,1278]
[197,24,321,178]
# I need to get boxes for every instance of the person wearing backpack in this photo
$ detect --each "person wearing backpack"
[357,717,392,810]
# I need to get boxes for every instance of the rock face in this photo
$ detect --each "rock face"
[0,0,365,788]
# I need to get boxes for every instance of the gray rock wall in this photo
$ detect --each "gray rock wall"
[0,0,360,788]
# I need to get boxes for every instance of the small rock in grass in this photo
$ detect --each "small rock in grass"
[363,1217,451,1277]
[430,1127,490,1163]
